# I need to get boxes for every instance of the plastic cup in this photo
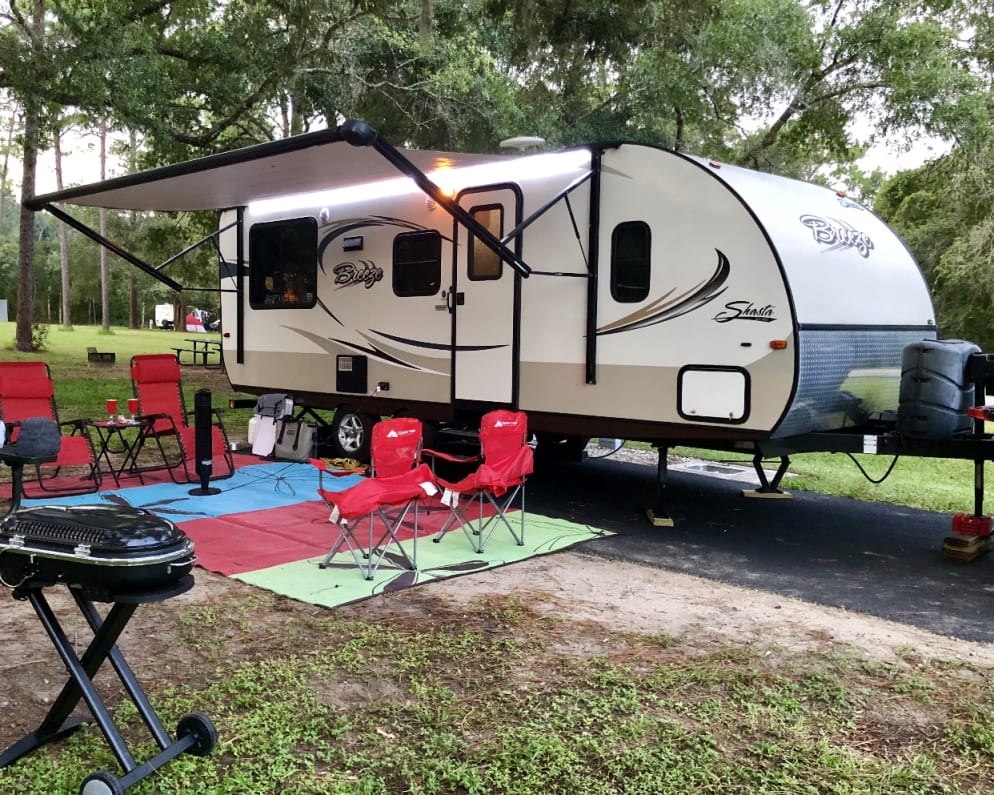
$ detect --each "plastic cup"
[127,398,139,418]
[106,398,118,418]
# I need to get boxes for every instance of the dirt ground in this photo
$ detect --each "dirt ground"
[3,546,993,752]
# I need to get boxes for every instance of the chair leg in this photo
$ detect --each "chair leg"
[319,518,374,578]
[478,485,526,550]
[438,492,491,554]
[444,485,525,553]
[367,502,418,574]
[431,502,466,544]
[25,462,102,498]
[319,500,420,580]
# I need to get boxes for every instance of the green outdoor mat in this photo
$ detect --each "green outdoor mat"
[234,513,612,608]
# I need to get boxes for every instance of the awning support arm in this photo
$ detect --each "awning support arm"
[41,203,183,292]
[156,220,236,273]
[500,170,592,246]
[339,120,533,278]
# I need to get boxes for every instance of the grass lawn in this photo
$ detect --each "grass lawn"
[0,321,257,440]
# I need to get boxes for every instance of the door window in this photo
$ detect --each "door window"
[468,205,504,281]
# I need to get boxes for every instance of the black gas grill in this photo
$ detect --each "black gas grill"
[0,504,196,598]
[0,446,217,795]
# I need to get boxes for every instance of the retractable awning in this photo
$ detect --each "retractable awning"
[26,120,534,279]
[26,122,510,213]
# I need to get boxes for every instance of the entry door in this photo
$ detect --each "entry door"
[453,186,520,405]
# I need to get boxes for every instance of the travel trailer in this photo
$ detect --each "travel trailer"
[26,121,994,524]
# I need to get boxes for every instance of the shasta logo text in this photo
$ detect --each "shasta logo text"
[713,301,776,323]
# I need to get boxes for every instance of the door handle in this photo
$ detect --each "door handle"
[445,291,465,312]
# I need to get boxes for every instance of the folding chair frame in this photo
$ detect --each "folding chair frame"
[27,421,103,498]
[433,481,525,553]
[129,355,234,484]
[0,362,102,497]
[320,500,421,580]
[425,409,532,554]
[311,419,432,580]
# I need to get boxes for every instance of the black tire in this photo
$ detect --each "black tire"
[329,406,375,462]
[80,771,124,795]
[177,712,219,757]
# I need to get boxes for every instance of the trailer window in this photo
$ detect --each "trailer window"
[249,218,317,309]
[393,231,441,296]
[469,205,503,281]
[610,222,651,303]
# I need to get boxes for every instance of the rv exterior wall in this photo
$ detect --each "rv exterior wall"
[219,141,936,444]
[688,156,937,437]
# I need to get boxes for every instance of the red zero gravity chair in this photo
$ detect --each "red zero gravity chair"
[0,361,101,496]
[129,354,234,483]
[310,417,437,580]
[426,409,533,553]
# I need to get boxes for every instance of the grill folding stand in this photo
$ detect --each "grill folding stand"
[0,446,217,795]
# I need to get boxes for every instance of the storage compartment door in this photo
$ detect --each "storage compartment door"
[678,366,750,424]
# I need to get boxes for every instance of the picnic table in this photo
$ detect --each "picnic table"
[171,338,222,368]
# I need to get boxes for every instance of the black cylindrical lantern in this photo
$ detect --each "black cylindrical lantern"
[189,388,221,496]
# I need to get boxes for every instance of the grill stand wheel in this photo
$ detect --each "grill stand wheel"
[0,577,214,793]
[176,712,218,756]
[81,771,125,795]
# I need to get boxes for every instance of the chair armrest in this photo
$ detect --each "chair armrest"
[141,412,176,422]
[421,447,479,464]
[60,419,90,437]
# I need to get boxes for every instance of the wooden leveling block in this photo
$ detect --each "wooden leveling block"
[741,488,793,499]
[646,508,674,527]
[942,533,991,563]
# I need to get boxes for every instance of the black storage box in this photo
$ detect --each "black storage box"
[0,504,195,598]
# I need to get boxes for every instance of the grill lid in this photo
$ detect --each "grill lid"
[1,505,187,556]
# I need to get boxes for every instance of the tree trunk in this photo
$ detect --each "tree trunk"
[15,96,40,351]
[129,273,138,328]
[0,106,18,234]
[14,0,45,351]
[54,122,73,328]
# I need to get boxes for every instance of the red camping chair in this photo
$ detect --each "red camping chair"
[309,417,437,580]
[0,361,101,497]
[129,354,234,483]
[425,410,533,553]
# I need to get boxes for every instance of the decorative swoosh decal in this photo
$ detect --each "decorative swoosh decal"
[283,326,450,376]
[597,249,730,336]
[371,328,505,353]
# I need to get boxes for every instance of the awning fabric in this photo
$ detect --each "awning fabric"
[26,125,510,213]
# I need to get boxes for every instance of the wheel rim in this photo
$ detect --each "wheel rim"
[337,413,365,455]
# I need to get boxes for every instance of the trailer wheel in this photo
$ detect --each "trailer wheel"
[330,406,374,462]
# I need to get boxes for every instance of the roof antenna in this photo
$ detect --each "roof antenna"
[499,136,546,153]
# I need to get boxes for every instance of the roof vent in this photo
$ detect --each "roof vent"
[499,136,546,153]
